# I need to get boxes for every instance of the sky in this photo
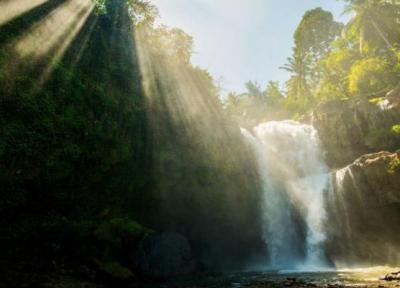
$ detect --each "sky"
[150,0,348,94]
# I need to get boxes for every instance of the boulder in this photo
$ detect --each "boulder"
[312,95,400,168]
[135,232,195,279]
[339,151,400,199]
[345,151,400,206]
[381,271,400,281]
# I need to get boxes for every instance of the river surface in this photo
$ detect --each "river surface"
[153,267,399,288]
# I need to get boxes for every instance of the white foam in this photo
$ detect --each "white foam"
[242,120,330,269]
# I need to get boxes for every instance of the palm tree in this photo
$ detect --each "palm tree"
[280,50,311,99]
[343,0,400,54]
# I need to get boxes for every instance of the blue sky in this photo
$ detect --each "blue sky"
[150,0,348,93]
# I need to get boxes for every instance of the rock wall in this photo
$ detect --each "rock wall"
[312,93,400,168]
[326,151,400,266]
[311,89,400,266]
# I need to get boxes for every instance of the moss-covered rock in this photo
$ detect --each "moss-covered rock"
[94,260,135,280]
[312,94,400,168]
[135,232,196,279]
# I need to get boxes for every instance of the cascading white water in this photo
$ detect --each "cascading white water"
[242,120,330,270]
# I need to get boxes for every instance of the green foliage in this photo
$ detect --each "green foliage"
[2,0,400,281]
[134,10,265,269]
[146,26,194,64]
[95,261,135,279]
[93,0,107,14]
[280,50,311,100]
[392,124,400,135]
[343,0,400,54]
[280,7,342,105]
[93,0,158,26]
[94,218,151,246]
[387,156,400,174]
[228,1,400,119]
[0,0,155,280]
[265,81,285,106]
[0,0,266,277]
[315,47,356,100]
[369,97,385,104]
[294,8,342,61]
[348,57,392,95]
[223,81,286,126]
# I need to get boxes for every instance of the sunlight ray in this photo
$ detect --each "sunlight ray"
[0,0,94,92]
[37,2,94,85]
[0,0,48,25]
[15,0,93,59]
[135,30,224,144]
[68,14,98,69]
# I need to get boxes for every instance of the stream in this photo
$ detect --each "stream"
[152,267,399,288]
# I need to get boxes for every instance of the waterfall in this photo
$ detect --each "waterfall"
[327,166,355,266]
[242,120,330,270]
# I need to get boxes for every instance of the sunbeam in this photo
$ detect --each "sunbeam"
[0,0,94,90]
[15,0,93,59]
[0,0,48,25]
[135,26,223,140]
[1,1,400,286]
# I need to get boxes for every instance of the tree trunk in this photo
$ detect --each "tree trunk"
[360,26,365,55]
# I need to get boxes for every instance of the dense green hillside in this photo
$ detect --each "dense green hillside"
[0,0,264,285]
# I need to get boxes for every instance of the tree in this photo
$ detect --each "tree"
[294,8,343,62]
[145,26,194,64]
[93,0,157,23]
[343,0,400,54]
[280,49,311,99]
[265,81,285,106]
[348,56,394,95]
[244,81,264,99]
[316,45,356,99]
[281,8,342,101]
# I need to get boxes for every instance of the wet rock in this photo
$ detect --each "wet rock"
[326,151,400,264]
[135,232,195,279]
[283,278,295,287]
[97,261,135,280]
[382,271,400,281]
[327,283,345,288]
[281,277,308,287]
[312,95,400,168]
[335,151,400,207]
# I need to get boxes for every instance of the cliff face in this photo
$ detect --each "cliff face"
[312,93,400,169]
[346,152,400,206]
[312,90,400,266]
[326,151,400,266]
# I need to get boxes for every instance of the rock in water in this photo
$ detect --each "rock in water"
[135,232,195,278]
[381,271,400,281]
